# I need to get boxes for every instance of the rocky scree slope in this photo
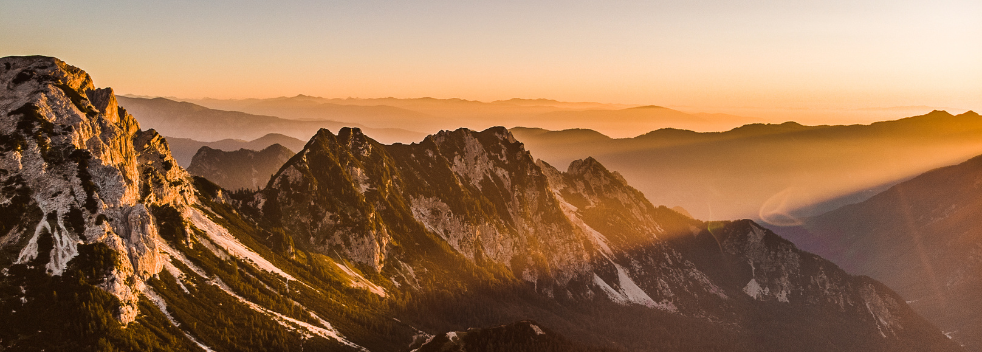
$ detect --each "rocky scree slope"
[0,56,197,325]
[187,143,294,191]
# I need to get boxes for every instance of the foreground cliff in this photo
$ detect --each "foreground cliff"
[0,56,961,351]
[0,56,377,351]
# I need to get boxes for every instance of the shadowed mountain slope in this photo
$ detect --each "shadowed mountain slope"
[166,133,305,166]
[772,154,982,350]
[411,320,613,352]
[187,144,295,191]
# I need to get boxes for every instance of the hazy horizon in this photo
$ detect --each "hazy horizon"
[3,0,979,125]
[124,93,975,133]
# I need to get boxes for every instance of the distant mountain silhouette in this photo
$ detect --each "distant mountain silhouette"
[216,95,441,131]
[188,96,760,137]
[165,133,305,166]
[533,106,762,137]
[513,110,982,221]
[116,96,425,144]
[187,144,294,190]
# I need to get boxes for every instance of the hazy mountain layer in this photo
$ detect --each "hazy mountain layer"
[116,96,425,144]
[512,111,982,221]
[772,154,982,350]
[189,95,761,137]
[187,144,294,191]
[533,105,764,137]
[166,133,305,167]
[0,56,960,351]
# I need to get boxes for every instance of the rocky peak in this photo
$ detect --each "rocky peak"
[566,156,603,174]
[337,127,373,157]
[0,56,196,323]
[566,156,630,189]
[259,127,398,271]
[2,56,94,93]
[258,126,595,284]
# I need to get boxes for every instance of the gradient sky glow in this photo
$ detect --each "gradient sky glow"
[2,0,980,115]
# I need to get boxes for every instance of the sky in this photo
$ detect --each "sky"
[2,0,980,121]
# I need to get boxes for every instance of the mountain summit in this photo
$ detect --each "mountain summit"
[0,56,197,324]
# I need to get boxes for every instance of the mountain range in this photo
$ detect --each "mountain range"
[186,95,762,138]
[115,96,425,145]
[512,112,982,221]
[0,56,962,351]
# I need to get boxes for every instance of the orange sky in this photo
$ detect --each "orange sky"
[2,0,979,124]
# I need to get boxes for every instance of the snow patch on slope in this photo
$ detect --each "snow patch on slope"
[188,208,295,281]
[744,279,766,299]
[553,190,612,256]
[163,261,190,294]
[335,261,386,297]
[142,287,215,352]
[158,240,366,350]
[860,284,901,339]
[594,263,677,312]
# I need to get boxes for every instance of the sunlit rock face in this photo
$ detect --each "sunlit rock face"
[257,126,594,285]
[0,56,196,323]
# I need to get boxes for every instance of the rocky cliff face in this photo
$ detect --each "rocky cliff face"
[0,56,195,323]
[1,56,377,352]
[187,144,294,191]
[255,126,593,284]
